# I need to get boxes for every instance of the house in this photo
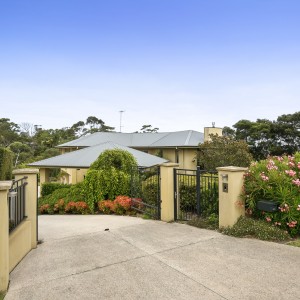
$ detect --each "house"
[29,126,222,184]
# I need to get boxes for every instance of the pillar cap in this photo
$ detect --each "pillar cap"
[13,168,39,175]
[160,163,180,167]
[0,181,12,191]
[216,166,248,172]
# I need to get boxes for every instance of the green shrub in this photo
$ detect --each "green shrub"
[84,149,138,212]
[38,182,87,214]
[90,149,137,173]
[221,217,290,241]
[0,147,13,180]
[178,175,218,216]
[141,175,159,206]
[243,153,300,236]
[41,182,71,197]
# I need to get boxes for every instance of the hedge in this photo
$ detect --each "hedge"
[41,182,72,197]
[0,147,13,180]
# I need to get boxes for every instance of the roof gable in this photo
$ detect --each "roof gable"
[29,142,168,168]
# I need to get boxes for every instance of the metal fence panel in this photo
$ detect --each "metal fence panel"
[130,166,161,219]
[8,176,28,233]
[174,167,218,221]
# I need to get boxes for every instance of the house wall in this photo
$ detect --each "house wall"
[60,147,79,155]
[61,168,88,184]
[144,148,197,169]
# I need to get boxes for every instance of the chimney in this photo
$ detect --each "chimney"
[204,123,223,142]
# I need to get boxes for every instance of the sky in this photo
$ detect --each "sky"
[0,0,299,133]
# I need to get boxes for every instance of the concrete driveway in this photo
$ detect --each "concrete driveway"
[5,215,300,300]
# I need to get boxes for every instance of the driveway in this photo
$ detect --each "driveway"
[5,215,300,300]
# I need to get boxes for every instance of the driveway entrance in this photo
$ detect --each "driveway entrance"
[5,215,300,300]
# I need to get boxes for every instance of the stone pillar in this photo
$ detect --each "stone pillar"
[160,163,179,222]
[0,181,12,292]
[13,169,39,248]
[39,168,50,184]
[217,166,248,228]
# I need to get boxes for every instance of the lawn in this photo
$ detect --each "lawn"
[287,239,300,247]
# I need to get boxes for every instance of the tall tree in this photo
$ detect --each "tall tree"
[139,125,159,133]
[0,118,20,147]
[198,135,253,170]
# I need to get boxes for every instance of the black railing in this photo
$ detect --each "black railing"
[174,167,218,221]
[8,176,28,233]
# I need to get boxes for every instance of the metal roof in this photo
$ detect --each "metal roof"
[58,130,204,148]
[28,142,168,168]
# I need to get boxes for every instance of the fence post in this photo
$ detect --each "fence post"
[216,166,248,228]
[160,163,179,222]
[0,181,12,292]
[13,169,39,248]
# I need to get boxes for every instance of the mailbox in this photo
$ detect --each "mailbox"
[257,200,279,212]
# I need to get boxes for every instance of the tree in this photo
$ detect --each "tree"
[232,112,300,160]
[0,118,20,147]
[70,117,115,137]
[198,135,253,170]
[138,125,159,133]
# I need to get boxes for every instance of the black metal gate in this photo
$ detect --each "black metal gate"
[130,166,161,219]
[174,167,218,221]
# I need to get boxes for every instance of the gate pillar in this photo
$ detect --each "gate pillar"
[0,181,11,292]
[160,163,179,222]
[217,166,248,228]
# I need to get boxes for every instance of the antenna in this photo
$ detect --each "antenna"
[119,110,125,132]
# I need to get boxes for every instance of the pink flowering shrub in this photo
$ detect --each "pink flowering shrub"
[242,153,300,236]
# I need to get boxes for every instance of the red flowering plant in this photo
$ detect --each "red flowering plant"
[98,196,136,215]
[39,204,52,214]
[112,196,132,215]
[98,200,115,214]
[242,153,300,236]
[53,199,65,214]
[65,201,89,214]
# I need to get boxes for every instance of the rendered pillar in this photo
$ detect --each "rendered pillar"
[160,163,179,222]
[217,166,248,228]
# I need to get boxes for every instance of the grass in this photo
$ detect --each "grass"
[187,213,219,230]
[0,292,5,300]
[220,217,290,242]
[188,215,292,243]
[287,239,300,247]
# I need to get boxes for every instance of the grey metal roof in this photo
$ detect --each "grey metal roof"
[28,142,168,168]
[58,130,204,148]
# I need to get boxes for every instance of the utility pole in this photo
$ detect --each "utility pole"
[119,110,125,132]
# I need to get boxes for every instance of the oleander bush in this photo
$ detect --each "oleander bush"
[242,153,300,236]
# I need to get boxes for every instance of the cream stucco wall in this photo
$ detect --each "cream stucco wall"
[60,168,88,184]
[9,221,32,272]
